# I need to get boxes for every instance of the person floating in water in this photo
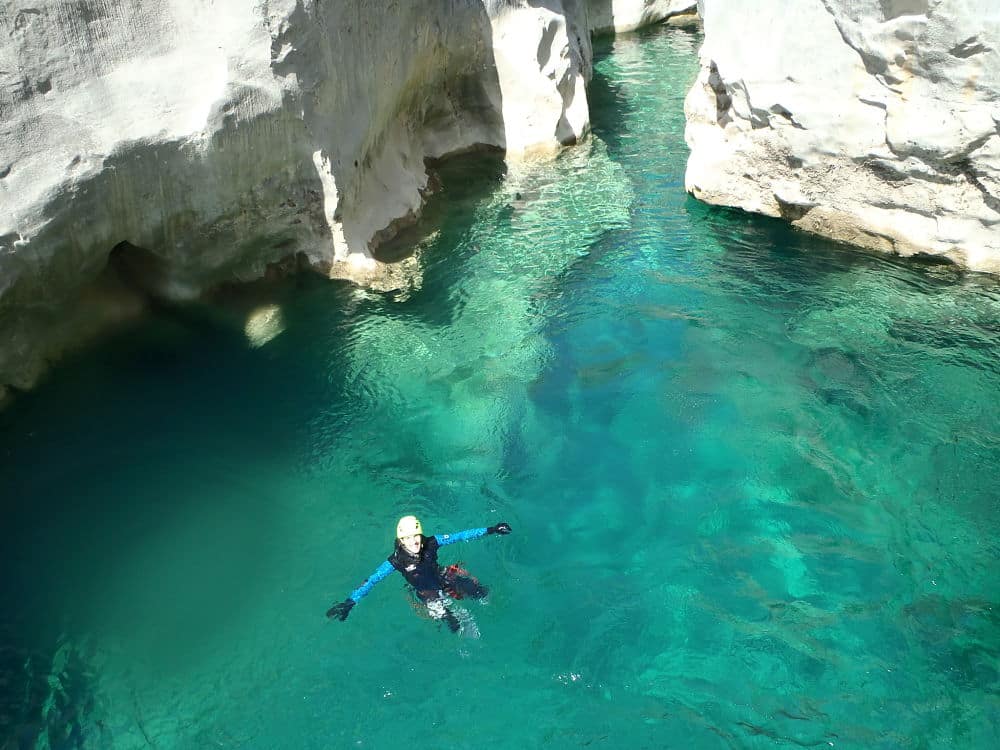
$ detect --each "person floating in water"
[326,515,512,633]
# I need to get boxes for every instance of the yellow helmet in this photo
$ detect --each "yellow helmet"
[396,515,423,539]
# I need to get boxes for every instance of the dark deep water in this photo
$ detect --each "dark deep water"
[2,24,999,750]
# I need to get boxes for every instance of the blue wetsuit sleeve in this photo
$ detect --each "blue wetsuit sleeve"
[434,528,489,546]
[349,560,395,603]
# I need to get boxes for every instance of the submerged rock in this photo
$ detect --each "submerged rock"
[0,0,689,392]
[685,0,1000,273]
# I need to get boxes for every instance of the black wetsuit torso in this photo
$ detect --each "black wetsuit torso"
[388,534,445,596]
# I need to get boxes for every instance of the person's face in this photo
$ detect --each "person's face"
[399,533,421,555]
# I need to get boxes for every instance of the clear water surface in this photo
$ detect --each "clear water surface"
[2,24,999,750]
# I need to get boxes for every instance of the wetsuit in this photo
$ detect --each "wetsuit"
[349,528,490,631]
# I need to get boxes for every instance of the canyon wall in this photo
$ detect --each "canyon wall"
[686,0,1000,272]
[0,0,692,395]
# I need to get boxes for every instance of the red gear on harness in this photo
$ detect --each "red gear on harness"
[442,563,478,599]
[405,563,480,615]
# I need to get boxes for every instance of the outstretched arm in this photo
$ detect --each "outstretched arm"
[435,522,511,547]
[327,560,396,621]
[349,560,396,602]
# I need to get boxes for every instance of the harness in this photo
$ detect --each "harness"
[388,536,481,601]
[388,535,445,597]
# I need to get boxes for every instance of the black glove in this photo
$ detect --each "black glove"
[488,522,512,535]
[326,599,355,621]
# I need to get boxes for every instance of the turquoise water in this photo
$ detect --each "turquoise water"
[3,25,1000,749]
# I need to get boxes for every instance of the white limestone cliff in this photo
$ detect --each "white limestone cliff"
[686,0,1000,272]
[587,0,697,34]
[0,0,691,393]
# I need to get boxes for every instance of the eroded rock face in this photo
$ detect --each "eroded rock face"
[489,0,592,155]
[0,1,498,388]
[686,0,1000,272]
[1,0,683,392]
[587,0,698,35]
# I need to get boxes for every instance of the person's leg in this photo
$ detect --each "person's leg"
[442,565,489,600]
[424,596,461,633]
[443,608,461,633]
[452,574,488,600]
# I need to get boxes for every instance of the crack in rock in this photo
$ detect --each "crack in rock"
[950,36,990,58]
[955,158,1000,215]
[707,61,733,127]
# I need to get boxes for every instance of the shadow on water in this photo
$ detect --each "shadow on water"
[372,147,506,265]
[0,279,340,742]
[689,197,1000,320]
[371,149,508,326]
[0,298,311,746]
[0,144,511,748]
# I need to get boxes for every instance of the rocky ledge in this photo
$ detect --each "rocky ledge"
[0,0,696,395]
[686,0,1000,273]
